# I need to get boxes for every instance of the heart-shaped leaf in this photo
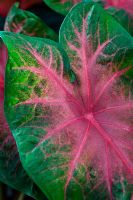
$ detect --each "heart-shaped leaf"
[2,2,133,200]
[4,3,57,40]
[0,39,46,199]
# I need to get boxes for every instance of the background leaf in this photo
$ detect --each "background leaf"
[4,3,58,40]
[106,7,133,36]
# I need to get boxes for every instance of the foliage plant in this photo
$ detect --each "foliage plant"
[0,0,133,200]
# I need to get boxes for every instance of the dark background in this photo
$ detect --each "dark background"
[0,2,64,200]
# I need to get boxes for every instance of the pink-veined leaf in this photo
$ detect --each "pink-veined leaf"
[2,2,133,200]
[0,39,46,199]
[59,3,133,199]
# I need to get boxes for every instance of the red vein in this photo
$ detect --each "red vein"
[94,103,133,114]
[81,19,91,109]
[19,66,83,111]
[99,121,132,133]
[89,41,109,70]
[117,141,133,151]
[92,66,132,107]
[18,97,76,106]
[104,142,112,199]
[91,117,133,175]
[64,123,91,197]
[36,116,84,147]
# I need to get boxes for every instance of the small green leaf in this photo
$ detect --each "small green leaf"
[107,7,133,36]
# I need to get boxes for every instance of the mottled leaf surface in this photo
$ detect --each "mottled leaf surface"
[60,2,133,77]
[2,2,133,200]
[0,39,46,200]
[83,1,133,36]
[4,3,57,40]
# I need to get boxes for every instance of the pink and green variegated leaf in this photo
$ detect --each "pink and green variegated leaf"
[2,3,133,200]
[4,3,57,41]
[0,39,46,199]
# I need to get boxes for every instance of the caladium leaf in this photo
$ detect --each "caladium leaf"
[2,2,133,200]
[4,3,57,40]
[0,39,46,199]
